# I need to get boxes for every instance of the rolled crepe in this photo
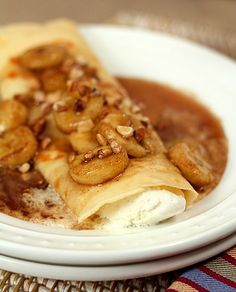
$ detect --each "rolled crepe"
[0,20,198,228]
[36,149,197,225]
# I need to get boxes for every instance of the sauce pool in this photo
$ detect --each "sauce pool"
[118,77,227,195]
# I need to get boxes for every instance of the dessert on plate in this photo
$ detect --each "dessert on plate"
[0,20,227,229]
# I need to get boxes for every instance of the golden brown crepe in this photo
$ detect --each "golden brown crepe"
[36,150,197,224]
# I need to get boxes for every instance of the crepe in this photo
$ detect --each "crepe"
[0,20,113,81]
[0,20,198,228]
[36,150,197,225]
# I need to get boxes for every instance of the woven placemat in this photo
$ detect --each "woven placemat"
[1,12,235,292]
[0,270,178,291]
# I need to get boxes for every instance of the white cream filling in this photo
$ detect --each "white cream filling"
[98,190,186,229]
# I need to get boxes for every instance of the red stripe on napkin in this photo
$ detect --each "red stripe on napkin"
[177,276,209,292]
[222,253,236,266]
[199,265,236,288]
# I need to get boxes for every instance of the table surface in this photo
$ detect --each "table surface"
[1,0,236,32]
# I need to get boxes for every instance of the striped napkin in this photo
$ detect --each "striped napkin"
[166,247,236,291]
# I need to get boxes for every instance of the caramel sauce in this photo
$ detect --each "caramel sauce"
[118,77,228,194]
[0,167,47,211]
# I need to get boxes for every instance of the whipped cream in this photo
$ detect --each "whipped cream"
[98,189,186,229]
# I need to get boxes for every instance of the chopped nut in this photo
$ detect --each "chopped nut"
[32,117,46,136]
[40,101,52,116]
[69,66,84,80]
[53,100,68,112]
[141,120,149,128]
[0,124,6,135]
[110,140,122,154]
[61,58,75,73]
[137,115,150,124]
[41,137,52,149]
[77,119,94,133]
[78,84,92,96]
[22,188,33,196]
[68,152,76,163]
[19,162,30,173]
[119,98,132,111]
[67,80,89,95]
[116,125,134,138]
[97,147,112,159]
[131,104,141,113]
[90,88,101,97]
[77,56,88,66]
[83,66,97,78]
[96,133,107,146]
[83,150,94,162]
[14,93,34,107]
[33,91,45,104]
[102,83,124,106]
[47,92,61,103]
[90,78,99,85]
[28,78,40,90]
[73,99,84,112]
[66,79,73,89]
[135,127,146,143]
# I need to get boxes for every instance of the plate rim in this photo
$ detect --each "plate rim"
[0,24,236,266]
[1,232,235,281]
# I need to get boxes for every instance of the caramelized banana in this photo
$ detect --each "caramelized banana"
[102,111,131,128]
[20,44,66,70]
[54,95,104,133]
[98,123,146,158]
[70,131,98,153]
[102,82,126,105]
[142,128,166,154]
[69,146,129,185]
[40,69,67,92]
[0,100,28,132]
[168,142,213,187]
[0,126,37,165]
[82,95,104,120]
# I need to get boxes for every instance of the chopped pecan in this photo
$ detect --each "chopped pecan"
[135,127,146,143]
[97,147,112,159]
[33,91,45,105]
[18,162,31,173]
[116,125,134,138]
[96,133,107,146]
[110,140,122,154]
[69,66,84,80]
[73,99,85,112]
[53,100,68,112]
[40,137,52,149]
[68,152,76,163]
[83,150,94,162]
[32,117,46,136]
[61,58,76,73]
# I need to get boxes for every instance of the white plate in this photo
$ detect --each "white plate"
[0,25,236,266]
[1,233,235,281]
